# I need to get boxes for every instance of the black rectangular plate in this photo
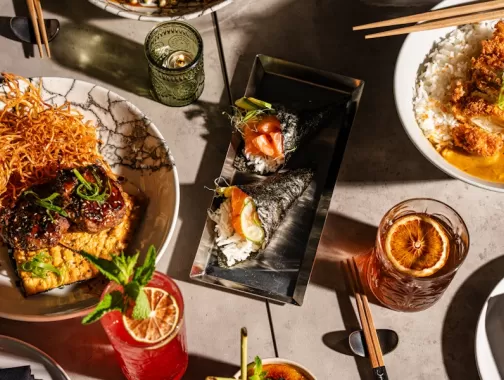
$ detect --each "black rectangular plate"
[190,54,364,305]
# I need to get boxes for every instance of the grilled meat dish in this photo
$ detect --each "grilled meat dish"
[0,192,70,251]
[55,165,126,233]
[0,165,126,250]
[451,21,504,155]
[13,193,140,296]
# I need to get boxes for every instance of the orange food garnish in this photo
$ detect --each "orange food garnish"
[0,73,109,208]
[123,287,179,344]
[384,214,450,277]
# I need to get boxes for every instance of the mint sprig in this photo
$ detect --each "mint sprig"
[79,246,157,325]
[249,356,268,380]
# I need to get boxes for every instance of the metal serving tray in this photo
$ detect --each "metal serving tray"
[190,54,364,305]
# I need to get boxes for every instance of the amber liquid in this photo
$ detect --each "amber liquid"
[367,212,468,312]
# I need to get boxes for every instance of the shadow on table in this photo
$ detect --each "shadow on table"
[442,255,504,380]
[312,213,382,379]
[5,1,34,58]
[166,99,230,283]
[185,355,237,379]
[49,22,152,98]
[0,317,123,380]
[37,0,120,22]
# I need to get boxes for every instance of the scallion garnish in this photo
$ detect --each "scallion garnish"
[73,168,93,191]
[23,190,68,219]
[21,252,61,279]
[498,73,504,110]
[73,168,111,204]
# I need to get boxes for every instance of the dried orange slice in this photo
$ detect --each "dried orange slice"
[123,287,179,344]
[384,214,450,278]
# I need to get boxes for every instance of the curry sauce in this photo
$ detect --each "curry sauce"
[442,146,504,182]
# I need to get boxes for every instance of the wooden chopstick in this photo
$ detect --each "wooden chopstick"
[25,0,43,58]
[354,0,504,31]
[345,258,386,373]
[366,8,504,39]
[33,0,50,58]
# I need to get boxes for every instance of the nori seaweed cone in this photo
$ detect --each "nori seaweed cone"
[234,103,336,173]
[237,168,314,248]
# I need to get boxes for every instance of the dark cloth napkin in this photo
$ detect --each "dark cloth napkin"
[0,366,34,380]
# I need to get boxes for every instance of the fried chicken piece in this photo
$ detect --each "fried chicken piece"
[451,21,504,124]
[452,124,503,157]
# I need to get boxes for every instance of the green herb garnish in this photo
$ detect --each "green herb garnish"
[21,252,61,279]
[73,168,110,204]
[80,245,157,324]
[498,73,504,110]
[23,190,68,221]
[224,97,276,133]
[249,356,268,380]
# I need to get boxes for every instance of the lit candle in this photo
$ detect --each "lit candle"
[164,51,194,69]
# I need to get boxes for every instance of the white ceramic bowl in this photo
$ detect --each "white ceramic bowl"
[394,0,504,192]
[0,77,179,321]
[88,0,233,22]
[233,358,317,380]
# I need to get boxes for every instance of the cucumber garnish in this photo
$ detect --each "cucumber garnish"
[240,198,265,244]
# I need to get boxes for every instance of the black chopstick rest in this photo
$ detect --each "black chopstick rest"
[372,366,389,380]
[0,365,33,380]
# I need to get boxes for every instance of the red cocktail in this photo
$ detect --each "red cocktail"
[100,271,188,380]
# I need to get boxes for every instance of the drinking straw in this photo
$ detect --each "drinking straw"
[241,327,248,380]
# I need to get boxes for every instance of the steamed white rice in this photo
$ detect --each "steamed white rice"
[208,199,260,266]
[414,21,498,146]
[245,152,284,174]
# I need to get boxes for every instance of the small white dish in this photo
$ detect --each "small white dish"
[0,335,70,380]
[0,77,179,321]
[476,277,504,380]
[394,0,504,192]
[88,0,233,22]
[233,357,317,380]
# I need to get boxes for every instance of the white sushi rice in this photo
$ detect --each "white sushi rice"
[414,21,497,146]
[245,153,284,174]
[208,199,260,266]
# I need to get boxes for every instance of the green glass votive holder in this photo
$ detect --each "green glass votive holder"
[145,21,204,107]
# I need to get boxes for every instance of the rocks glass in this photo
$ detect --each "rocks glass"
[366,199,469,312]
[145,21,204,107]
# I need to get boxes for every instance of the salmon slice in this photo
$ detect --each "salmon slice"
[252,135,276,157]
[256,115,281,134]
[270,132,284,158]
[231,187,248,237]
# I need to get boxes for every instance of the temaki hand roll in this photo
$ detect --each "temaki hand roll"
[231,97,335,174]
[209,168,314,267]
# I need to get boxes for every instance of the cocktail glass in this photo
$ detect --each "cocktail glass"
[366,198,469,312]
[100,271,188,380]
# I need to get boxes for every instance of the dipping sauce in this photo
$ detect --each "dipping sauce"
[248,363,308,380]
[441,147,504,183]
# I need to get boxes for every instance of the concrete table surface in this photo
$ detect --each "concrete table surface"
[0,0,499,379]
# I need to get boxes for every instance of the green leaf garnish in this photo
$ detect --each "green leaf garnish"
[133,245,156,286]
[249,356,268,380]
[20,252,61,279]
[73,168,111,204]
[23,190,68,218]
[132,287,151,320]
[498,73,504,110]
[79,246,158,324]
[78,251,124,284]
[82,291,125,325]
